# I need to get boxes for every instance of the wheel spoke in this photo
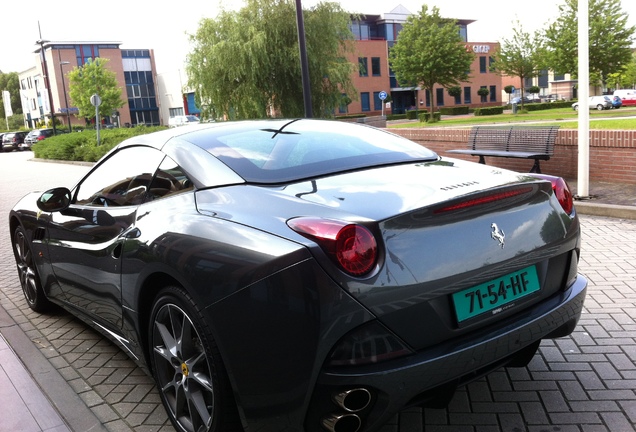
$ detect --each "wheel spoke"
[185,386,213,430]
[155,320,179,359]
[151,300,216,432]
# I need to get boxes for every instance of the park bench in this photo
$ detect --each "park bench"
[447,125,560,173]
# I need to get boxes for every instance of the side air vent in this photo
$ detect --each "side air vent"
[33,227,46,242]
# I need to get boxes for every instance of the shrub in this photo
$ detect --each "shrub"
[418,112,441,122]
[33,126,167,162]
[439,106,470,115]
[473,106,505,116]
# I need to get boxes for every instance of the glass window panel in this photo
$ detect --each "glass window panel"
[74,146,164,206]
[373,92,381,110]
[361,92,370,111]
[359,57,368,77]
[372,57,381,76]
[436,88,444,106]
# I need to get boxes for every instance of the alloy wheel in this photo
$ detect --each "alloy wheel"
[14,229,38,306]
[151,303,215,432]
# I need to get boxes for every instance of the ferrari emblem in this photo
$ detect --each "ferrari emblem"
[181,363,189,377]
[491,223,505,248]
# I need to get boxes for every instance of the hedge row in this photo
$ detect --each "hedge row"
[32,126,167,162]
[474,106,505,116]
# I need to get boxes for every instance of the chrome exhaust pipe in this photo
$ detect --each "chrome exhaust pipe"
[321,413,361,432]
[332,388,372,412]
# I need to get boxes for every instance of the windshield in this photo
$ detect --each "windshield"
[184,119,438,184]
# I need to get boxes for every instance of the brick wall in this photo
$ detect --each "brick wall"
[390,128,636,184]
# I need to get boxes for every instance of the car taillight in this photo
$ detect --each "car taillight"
[530,174,574,215]
[287,217,377,277]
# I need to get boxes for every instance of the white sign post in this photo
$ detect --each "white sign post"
[90,94,102,145]
[379,91,387,117]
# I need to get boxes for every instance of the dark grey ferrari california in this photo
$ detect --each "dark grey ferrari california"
[10,119,587,432]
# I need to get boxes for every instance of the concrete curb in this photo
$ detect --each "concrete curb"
[575,201,636,220]
[0,306,108,432]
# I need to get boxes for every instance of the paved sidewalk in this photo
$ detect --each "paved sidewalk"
[1,151,636,432]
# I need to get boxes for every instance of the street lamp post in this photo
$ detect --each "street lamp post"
[58,56,72,132]
[36,39,57,135]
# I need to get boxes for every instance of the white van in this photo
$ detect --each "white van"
[168,115,200,128]
[613,89,636,99]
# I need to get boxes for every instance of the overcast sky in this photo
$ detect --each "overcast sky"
[1,0,635,75]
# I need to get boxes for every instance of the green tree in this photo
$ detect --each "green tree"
[490,22,545,110]
[388,5,474,122]
[67,58,125,123]
[544,0,635,91]
[0,71,22,121]
[608,52,636,89]
[186,0,356,120]
[504,84,515,104]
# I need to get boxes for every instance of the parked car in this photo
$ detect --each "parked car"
[543,94,565,103]
[612,95,623,109]
[168,115,200,127]
[9,119,587,432]
[571,95,612,111]
[510,96,539,105]
[620,96,636,107]
[613,89,636,99]
[2,131,28,152]
[24,128,55,146]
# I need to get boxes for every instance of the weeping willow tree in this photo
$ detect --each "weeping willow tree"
[186,0,357,120]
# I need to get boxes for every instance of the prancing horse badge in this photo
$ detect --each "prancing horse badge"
[491,223,505,248]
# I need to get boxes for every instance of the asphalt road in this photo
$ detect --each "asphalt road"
[1,150,635,432]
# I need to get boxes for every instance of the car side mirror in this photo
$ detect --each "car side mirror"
[37,187,72,212]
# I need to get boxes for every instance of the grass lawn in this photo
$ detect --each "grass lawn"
[389,106,636,129]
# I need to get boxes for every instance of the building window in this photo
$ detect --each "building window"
[490,85,497,102]
[373,92,382,110]
[361,92,370,111]
[436,88,444,106]
[554,73,565,81]
[453,93,461,105]
[169,107,184,117]
[539,69,549,88]
[75,45,100,65]
[359,57,368,77]
[480,56,487,73]
[464,87,471,104]
[371,57,381,76]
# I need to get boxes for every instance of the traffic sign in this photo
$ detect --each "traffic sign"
[379,91,387,100]
[90,94,102,107]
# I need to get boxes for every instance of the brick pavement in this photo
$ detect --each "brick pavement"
[1,151,635,432]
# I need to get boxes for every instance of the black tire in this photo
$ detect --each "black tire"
[149,286,242,432]
[13,226,51,312]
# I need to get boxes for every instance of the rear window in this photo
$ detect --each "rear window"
[184,119,438,183]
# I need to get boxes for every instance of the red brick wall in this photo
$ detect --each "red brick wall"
[390,128,636,184]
